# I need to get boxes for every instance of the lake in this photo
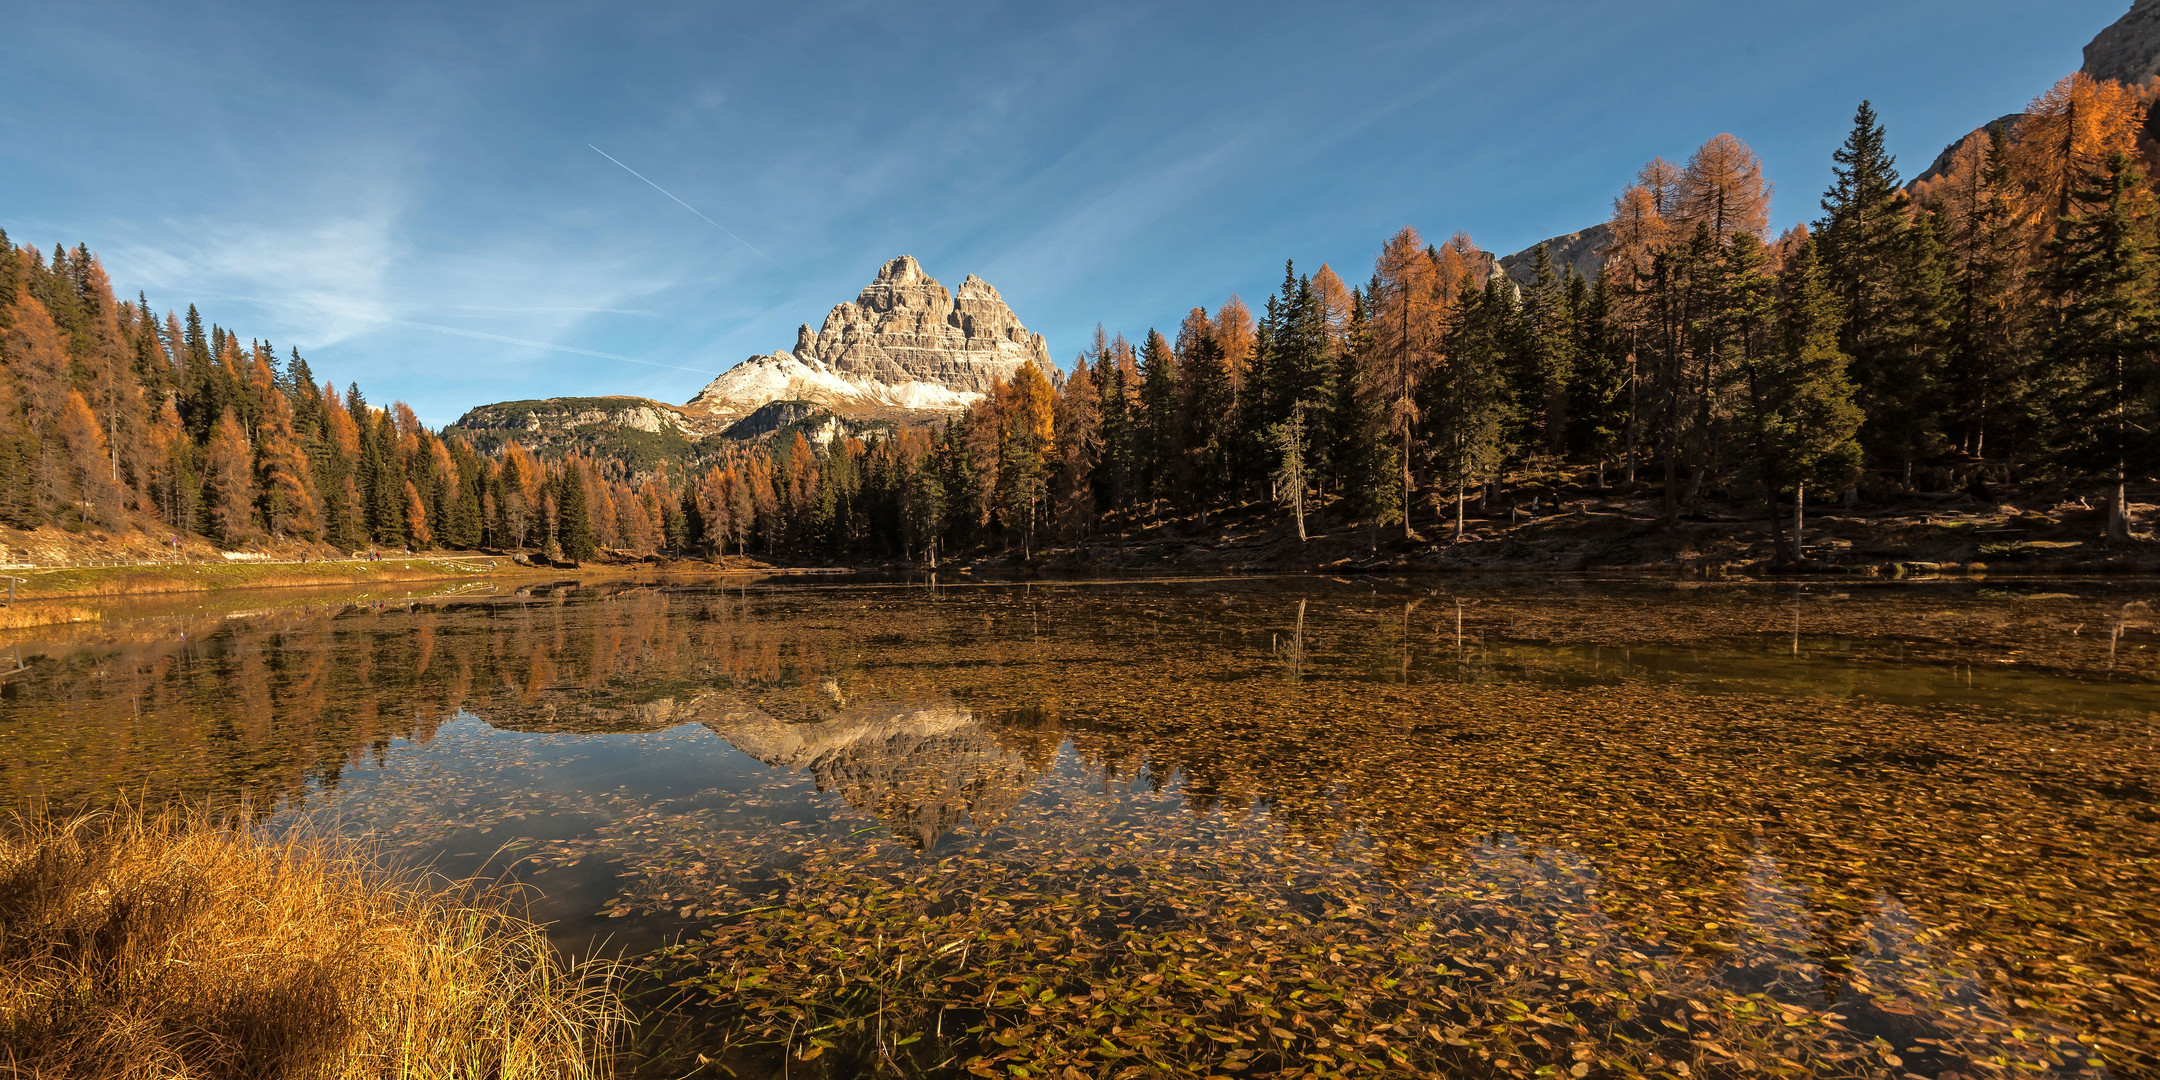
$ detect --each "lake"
[2,575,2155,1078]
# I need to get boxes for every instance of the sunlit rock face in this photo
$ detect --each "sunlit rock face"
[1498,224,1610,290]
[694,692,1037,849]
[2085,0,2160,85]
[685,256,1052,421]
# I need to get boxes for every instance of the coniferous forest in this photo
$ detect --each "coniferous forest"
[4,74,2157,568]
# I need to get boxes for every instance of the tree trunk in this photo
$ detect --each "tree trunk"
[1402,429,1415,541]
[1662,442,1679,524]
[2107,468,2131,544]
[1764,491,1791,569]
[1455,474,1466,543]
[1793,482,1806,561]
[1624,345,1638,486]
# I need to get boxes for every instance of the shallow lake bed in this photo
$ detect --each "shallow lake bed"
[2,575,2155,1078]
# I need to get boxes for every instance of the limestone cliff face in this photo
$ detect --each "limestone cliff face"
[1499,224,1612,291]
[686,256,1051,420]
[2086,0,2160,86]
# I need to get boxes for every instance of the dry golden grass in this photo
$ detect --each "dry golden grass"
[0,807,621,1079]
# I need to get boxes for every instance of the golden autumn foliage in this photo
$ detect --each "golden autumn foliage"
[1212,295,1256,389]
[1676,132,1772,242]
[2012,72,2148,238]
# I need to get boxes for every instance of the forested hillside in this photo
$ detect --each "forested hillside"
[4,72,2156,571]
[0,233,695,563]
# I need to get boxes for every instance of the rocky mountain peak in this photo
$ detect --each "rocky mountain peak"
[873,254,928,285]
[686,257,1051,420]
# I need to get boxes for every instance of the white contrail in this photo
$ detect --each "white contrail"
[378,316,722,375]
[589,144,771,261]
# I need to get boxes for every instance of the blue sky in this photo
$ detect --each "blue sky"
[0,1,2125,425]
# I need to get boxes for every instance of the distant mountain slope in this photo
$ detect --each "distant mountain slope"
[445,396,720,471]
[1498,223,1612,290]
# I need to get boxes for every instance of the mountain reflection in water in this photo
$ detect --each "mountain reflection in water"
[1,576,2155,1077]
[694,692,1037,850]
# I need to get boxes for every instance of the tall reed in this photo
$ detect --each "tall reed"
[0,806,621,1079]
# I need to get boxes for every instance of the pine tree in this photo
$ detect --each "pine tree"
[1519,245,1577,455]
[1934,122,2033,458]
[1051,353,1100,541]
[1266,264,1336,508]
[1425,273,1516,540]
[673,481,699,555]
[2041,151,2158,542]
[997,377,1052,555]
[1780,239,1865,552]
[1174,310,1232,516]
[905,441,949,560]
[1818,100,1916,481]
[1872,208,1957,475]
[180,305,221,441]
[1236,315,1278,495]
[447,441,484,548]
[1136,329,1179,513]
[555,460,596,562]
[1568,270,1630,485]
[1334,289,1401,540]
[367,409,405,546]
[1093,329,1136,514]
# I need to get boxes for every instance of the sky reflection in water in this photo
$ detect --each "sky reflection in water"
[1,577,2154,1077]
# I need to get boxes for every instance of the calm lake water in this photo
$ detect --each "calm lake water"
[2,575,2156,1078]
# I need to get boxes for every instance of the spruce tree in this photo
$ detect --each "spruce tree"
[1136,329,1179,511]
[671,483,698,555]
[1425,273,1515,540]
[1094,337,1134,514]
[1873,209,1957,475]
[1267,266,1336,502]
[181,305,218,440]
[1819,100,1915,480]
[1334,288,1401,538]
[1235,316,1277,495]
[1175,319,1232,513]
[367,410,406,546]
[0,228,17,316]
[2041,151,2158,542]
[555,463,596,562]
[1568,270,1630,485]
[1775,239,1864,554]
[1513,246,1577,455]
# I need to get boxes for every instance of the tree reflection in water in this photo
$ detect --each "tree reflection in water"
[1,577,2153,1077]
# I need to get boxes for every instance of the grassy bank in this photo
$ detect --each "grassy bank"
[0,807,622,1079]
[11,556,528,599]
[0,557,558,630]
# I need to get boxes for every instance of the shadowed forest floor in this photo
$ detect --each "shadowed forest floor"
[950,480,2160,578]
